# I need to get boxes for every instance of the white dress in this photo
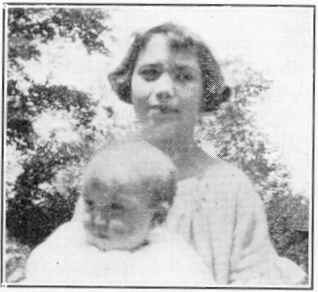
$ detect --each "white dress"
[166,160,306,286]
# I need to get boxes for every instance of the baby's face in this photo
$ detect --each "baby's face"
[83,180,154,251]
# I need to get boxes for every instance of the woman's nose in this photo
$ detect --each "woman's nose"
[150,73,174,104]
[156,91,172,101]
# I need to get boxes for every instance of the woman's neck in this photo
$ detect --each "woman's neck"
[145,135,205,179]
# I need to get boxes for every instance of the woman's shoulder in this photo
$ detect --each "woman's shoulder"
[194,158,258,205]
[200,159,250,186]
[178,158,251,197]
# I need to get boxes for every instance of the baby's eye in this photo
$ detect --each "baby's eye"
[139,68,161,81]
[85,199,95,208]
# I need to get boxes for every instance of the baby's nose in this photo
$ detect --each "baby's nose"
[108,220,128,235]
[93,210,109,227]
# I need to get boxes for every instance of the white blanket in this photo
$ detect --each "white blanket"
[24,221,213,286]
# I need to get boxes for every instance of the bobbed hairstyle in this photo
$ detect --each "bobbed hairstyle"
[108,22,231,112]
[82,140,176,224]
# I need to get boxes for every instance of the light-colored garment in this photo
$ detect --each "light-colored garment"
[24,221,213,286]
[166,160,306,286]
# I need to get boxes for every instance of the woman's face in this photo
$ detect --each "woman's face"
[131,34,203,143]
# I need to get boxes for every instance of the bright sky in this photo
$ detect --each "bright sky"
[23,6,313,197]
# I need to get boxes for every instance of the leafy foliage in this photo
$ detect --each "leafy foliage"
[7,82,97,151]
[266,193,309,271]
[8,8,110,64]
[6,240,31,283]
[6,8,113,281]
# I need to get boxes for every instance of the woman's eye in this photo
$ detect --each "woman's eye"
[175,71,194,82]
[111,203,124,211]
[139,68,161,81]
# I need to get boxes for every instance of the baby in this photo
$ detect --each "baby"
[24,140,213,286]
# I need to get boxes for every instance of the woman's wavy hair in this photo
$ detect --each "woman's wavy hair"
[108,22,231,112]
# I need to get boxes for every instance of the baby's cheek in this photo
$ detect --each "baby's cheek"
[109,219,130,235]
[114,212,143,239]
[82,209,96,229]
[82,217,93,233]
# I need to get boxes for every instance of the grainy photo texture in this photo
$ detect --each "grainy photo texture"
[2,3,313,288]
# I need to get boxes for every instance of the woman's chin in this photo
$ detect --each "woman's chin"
[142,122,179,143]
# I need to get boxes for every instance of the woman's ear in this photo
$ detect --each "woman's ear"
[219,86,232,103]
[200,85,232,113]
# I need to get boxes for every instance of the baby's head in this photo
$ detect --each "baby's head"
[80,140,176,251]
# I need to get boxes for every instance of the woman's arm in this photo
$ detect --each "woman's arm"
[228,169,306,285]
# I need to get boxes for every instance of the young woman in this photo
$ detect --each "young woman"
[108,23,306,286]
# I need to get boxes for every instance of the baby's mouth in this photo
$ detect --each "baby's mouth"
[97,233,109,239]
[91,228,109,239]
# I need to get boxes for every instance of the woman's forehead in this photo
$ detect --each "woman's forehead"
[137,34,199,66]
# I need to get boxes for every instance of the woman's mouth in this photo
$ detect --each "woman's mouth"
[148,106,178,119]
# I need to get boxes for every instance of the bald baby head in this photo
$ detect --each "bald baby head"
[80,140,176,251]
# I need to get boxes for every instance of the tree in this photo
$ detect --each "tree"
[6,8,114,281]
